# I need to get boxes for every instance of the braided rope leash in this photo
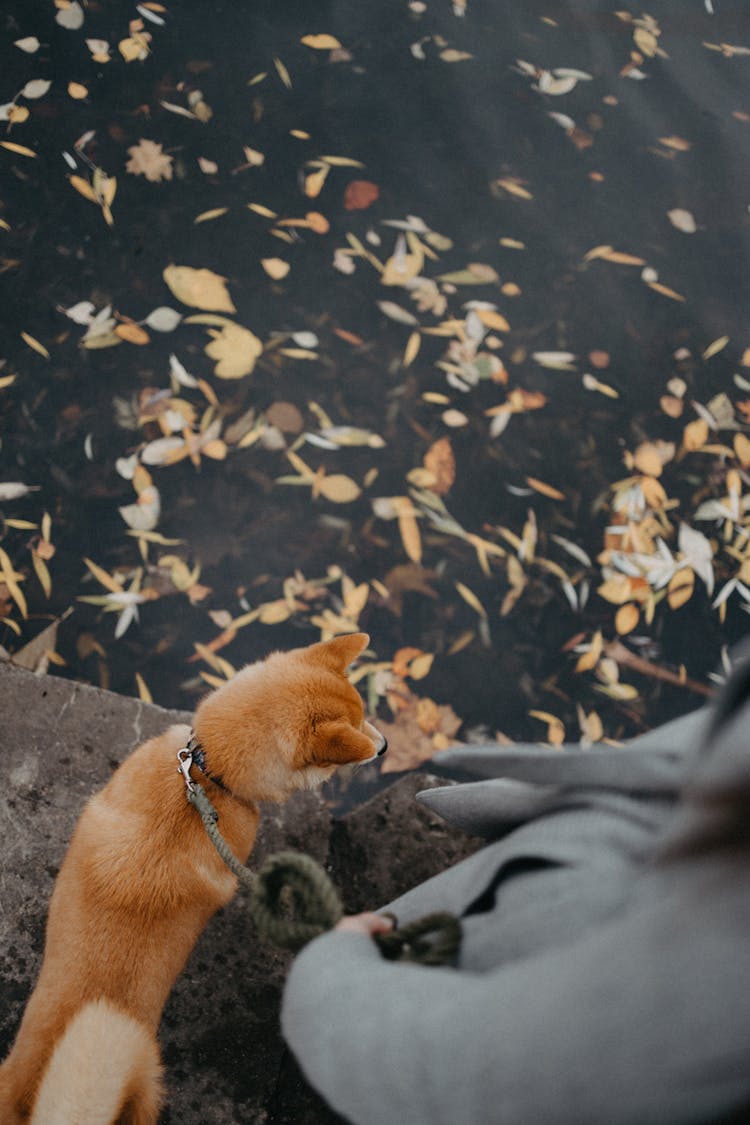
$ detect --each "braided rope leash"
[182,756,461,964]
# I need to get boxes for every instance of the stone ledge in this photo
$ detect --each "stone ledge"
[0,661,479,1123]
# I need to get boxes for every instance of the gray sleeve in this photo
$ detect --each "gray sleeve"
[281,871,750,1125]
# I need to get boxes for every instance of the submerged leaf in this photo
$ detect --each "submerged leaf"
[163,264,236,312]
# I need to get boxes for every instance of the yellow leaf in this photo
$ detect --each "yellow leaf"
[204,322,263,378]
[403,331,421,367]
[632,441,665,477]
[702,335,730,361]
[68,81,88,99]
[32,552,52,598]
[0,374,17,390]
[455,581,487,619]
[20,331,49,358]
[525,476,565,500]
[83,557,123,593]
[476,309,511,332]
[194,207,229,224]
[300,33,342,49]
[0,547,27,619]
[274,56,292,88]
[615,603,639,635]
[202,439,227,460]
[261,257,290,280]
[258,599,292,624]
[114,322,150,345]
[0,141,37,157]
[409,652,434,680]
[317,474,362,503]
[645,280,686,302]
[396,501,422,563]
[668,568,694,610]
[304,165,329,198]
[163,264,236,313]
[8,106,30,124]
[734,432,750,468]
[682,418,709,452]
[575,630,603,672]
[248,203,278,218]
[134,672,153,703]
[495,178,533,200]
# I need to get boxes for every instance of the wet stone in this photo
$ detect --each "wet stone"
[0,661,479,1122]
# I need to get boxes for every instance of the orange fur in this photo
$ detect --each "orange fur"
[0,634,384,1124]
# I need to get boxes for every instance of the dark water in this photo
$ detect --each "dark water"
[2,0,750,791]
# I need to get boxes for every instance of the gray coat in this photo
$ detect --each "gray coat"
[281,654,750,1124]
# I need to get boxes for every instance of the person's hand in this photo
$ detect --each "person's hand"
[334,912,395,937]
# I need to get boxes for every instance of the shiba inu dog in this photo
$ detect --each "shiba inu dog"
[0,632,386,1124]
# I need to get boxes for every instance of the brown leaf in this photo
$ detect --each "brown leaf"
[423,437,455,496]
[344,180,380,211]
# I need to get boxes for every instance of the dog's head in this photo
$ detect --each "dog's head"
[192,633,386,802]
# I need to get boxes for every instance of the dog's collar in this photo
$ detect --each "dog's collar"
[177,732,229,795]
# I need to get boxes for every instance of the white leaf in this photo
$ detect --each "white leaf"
[140,436,185,465]
[551,534,592,567]
[693,499,727,521]
[0,481,38,501]
[377,301,419,326]
[136,4,166,24]
[668,208,697,234]
[56,1,84,29]
[21,79,52,100]
[536,73,578,96]
[14,37,41,54]
[115,455,138,480]
[532,350,577,369]
[678,523,714,594]
[0,104,13,122]
[114,603,138,639]
[168,353,199,388]
[712,579,737,609]
[61,300,96,324]
[119,486,161,531]
[291,330,319,348]
[553,68,593,81]
[160,100,198,121]
[145,306,182,332]
[548,112,575,131]
[86,38,110,57]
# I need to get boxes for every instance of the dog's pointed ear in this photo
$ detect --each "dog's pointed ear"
[307,632,369,672]
[308,720,375,767]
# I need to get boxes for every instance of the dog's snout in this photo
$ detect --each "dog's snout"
[376,737,388,758]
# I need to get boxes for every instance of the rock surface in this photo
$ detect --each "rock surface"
[0,661,480,1123]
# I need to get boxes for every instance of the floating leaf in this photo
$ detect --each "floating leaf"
[300,33,342,49]
[377,301,418,326]
[20,332,49,358]
[145,306,182,332]
[525,477,565,500]
[56,1,85,29]
[455,581,487,619]
[668,208,697,233]
[0,141,37,158]
[317,474,361,503]
[22,79,52,100]
[194,207,229,224]
[204,322,263,378]
[115,322,150,345]
[126,139,174,182]
[702,335,729,361]
[344,180,380,210]
[163,264,236,313]
[261,257,290,280]
[615,603,639,635]
[14,37,41,53]
[68,82,88,100]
